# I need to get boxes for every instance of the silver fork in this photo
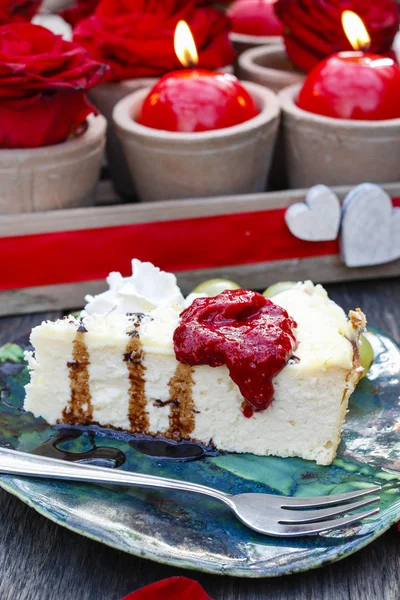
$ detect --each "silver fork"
[0,447,381,537]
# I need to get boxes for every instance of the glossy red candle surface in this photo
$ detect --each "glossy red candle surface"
[137,70,259,132]
[228,0,283,36]
[297,52,400,121]
[173,290,297,416]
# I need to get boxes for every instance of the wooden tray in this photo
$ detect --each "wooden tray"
[2,181,400,317]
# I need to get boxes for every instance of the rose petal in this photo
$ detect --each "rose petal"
[0,91,95,147]
[61,0,100,26]
[0,22,107,97]
[275,0,399,72]
[74,0,236,82]
[0,0,41,25]
[121,577,213,600]
[0,22,106,147]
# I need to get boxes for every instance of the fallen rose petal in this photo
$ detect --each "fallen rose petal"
[121,577,213,600]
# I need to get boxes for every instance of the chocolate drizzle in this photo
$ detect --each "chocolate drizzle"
[123,349,142,363]
[32,426,217,464]
[167,363,195,440]
[129,437,215,461]
[57,313,200,446]
[63,331,93,425]
[126,336,149,433]
[33,430,125,468]
[127,312,146,320]
[127,313,150,330]
[288,356,300,365]
[153,399,179,408]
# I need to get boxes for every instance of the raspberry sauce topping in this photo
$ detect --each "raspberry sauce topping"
[173,290,297,417]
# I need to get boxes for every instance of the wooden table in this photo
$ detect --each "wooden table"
[1,278,399,600]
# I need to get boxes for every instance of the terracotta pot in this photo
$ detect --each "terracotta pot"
[40,0,73,11]
[237,45,304,93]
[90,71,234,197]
[230,32,283,55]
[220,64,235,75]
[0,114,106,214]
[236,45,302,190]
[279,84,400,189]
[90,79,158,198]
[113,81,280,203]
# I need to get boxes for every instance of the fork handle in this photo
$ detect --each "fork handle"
[0,447,232,506]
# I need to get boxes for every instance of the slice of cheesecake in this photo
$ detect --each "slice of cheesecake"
[24,267,365,465]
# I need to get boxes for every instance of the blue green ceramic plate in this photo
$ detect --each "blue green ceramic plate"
[0,328,399,577]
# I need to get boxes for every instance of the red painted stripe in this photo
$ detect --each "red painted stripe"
[2,198,400,291]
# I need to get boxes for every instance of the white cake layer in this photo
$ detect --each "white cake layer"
[25,319,75,425]
[25,315,133,429]
[144,353,177,433]
[190,362,351,464]
[24,282,362,465]
[85,323,132,431]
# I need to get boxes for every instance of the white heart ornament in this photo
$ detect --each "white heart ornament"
[285,185,341,241]
[341,183,400,268]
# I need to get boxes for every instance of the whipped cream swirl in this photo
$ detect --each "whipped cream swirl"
[83,259,185,316]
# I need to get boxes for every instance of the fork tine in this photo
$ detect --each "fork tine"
[273,507,380,537]
[279,485,381,509]
[279,495,380,524]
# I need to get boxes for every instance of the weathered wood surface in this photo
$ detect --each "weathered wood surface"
[3,182,400,237]
[0,277,399,600]
[2,182,400,317]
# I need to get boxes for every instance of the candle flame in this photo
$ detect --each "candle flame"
[174,20,199,68]
[341,11,371,52]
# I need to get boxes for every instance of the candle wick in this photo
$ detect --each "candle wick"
[358,40,370,54]
[183,48,196,69]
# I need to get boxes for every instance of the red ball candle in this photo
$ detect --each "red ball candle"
[228,0,283,37]
[297,11,400,121]
[297,53,400,120]
[137,20,259,132]
[137,71,259,133]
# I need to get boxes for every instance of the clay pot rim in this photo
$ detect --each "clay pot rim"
[238,45,304,80]
[0,113,107,158]
[229,31,283,46]
[112,80,280,142]
[279,83,400,128]
[91,68,234,94]
[91,77,159,94]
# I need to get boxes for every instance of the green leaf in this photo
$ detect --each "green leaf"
[0,343,25,364]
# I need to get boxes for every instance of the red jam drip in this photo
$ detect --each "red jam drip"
[173,290,297,417]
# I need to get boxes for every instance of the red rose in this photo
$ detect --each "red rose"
[73,0,236,82]
[61,0,99,26]
[0,0,41,24]
[0,23,106,148]
[121,577,213,600]
[275,0,400,72]
[229,0,283,36]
